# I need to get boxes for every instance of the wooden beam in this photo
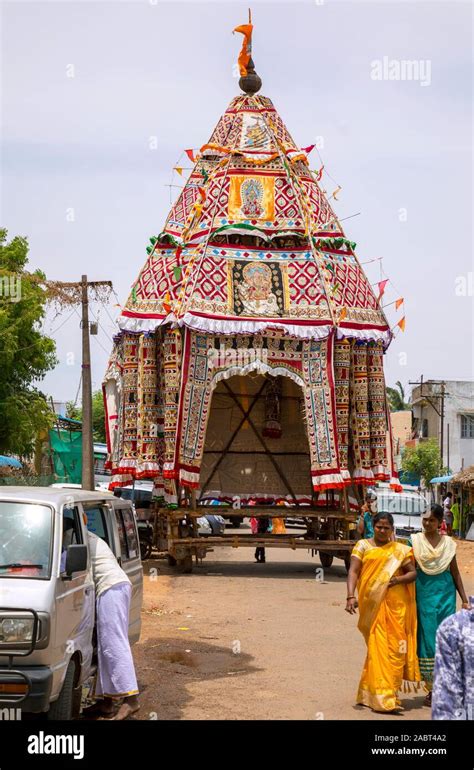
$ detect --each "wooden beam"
[203,450,309,456]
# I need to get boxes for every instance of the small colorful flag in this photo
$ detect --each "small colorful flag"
[395,297,404,310]
[377,279,389,299]
[331,185,342,200]
[301,144,316,154]
[185,149,196,163]
[174,166,184,176]
[397,316,406,332]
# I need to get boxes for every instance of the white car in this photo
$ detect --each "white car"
[376,488,428,540]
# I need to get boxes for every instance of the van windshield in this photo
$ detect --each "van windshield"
[0,502,53,579]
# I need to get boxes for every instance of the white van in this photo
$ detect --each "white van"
[0,487,143,719]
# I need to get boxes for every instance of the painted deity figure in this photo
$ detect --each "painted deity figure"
[240,178,264,218]
[238,262,280,316]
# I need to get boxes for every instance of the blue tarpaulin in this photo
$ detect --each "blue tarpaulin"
[429,474,453,484]
[0,456,22,469]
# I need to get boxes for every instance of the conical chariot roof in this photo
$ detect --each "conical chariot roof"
[119,89,390,346]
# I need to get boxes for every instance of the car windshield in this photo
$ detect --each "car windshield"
[0,501,53,579]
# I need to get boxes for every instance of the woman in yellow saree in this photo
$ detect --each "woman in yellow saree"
[346,512,421,712]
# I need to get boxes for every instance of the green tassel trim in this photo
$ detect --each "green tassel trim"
[313,236,357,252]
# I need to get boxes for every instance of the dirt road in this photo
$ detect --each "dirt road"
[133,528,474,721]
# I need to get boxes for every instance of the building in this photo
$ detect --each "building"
[411,380,474,474]
[390,410,412,469]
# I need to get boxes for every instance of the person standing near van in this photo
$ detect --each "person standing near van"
[87,531,140,720]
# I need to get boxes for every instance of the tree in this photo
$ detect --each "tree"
[67,390,106,442]
[387,381,411,412]
[0,229,57,457]
[401,439,446,488]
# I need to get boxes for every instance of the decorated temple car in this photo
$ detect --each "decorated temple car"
[103,23,401,570]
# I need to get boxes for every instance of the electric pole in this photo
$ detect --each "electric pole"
[409,376,449,467]
[81,275,94,490]
[46,276,113,490]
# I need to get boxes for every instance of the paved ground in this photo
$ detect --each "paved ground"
[132,526,474,721]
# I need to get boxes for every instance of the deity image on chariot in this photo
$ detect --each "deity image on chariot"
[242,115,270,149]
[240,178,265,218]
[237,261,281,316]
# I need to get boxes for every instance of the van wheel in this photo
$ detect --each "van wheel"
[140,537,153,561]
[47,660,76,721]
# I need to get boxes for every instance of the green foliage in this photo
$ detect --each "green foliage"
[0,229,56,456]
[66,390,106,442]
[401,439,445,488]
[387,381,411,412]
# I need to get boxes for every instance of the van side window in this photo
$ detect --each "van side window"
[62,506,83,546]
[115,508,139,561]
[83,504,110,545]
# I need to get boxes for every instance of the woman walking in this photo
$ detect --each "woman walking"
[345,512,420,713]
[410,504,469,706]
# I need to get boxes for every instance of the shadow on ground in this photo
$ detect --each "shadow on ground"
[131,635,260,720]
[143,555,348,582]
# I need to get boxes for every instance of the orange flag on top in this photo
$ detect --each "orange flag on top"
[397,316,406,332]
[233,12,253,77]
[395,297,404,310]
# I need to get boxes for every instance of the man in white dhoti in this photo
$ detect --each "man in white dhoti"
[87,531,140,720]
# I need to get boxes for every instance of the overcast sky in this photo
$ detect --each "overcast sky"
[1,0,472,407]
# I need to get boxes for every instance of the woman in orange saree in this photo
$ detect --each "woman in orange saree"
[346,512,421,713]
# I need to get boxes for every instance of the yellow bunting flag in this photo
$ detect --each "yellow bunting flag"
[163,291,172,314]
[174,167,184,176]
[397,316,406,332]
[395,297,404,310]
[331,185,342,200]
